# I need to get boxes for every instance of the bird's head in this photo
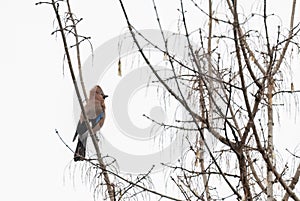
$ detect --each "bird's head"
[90,85,108,101]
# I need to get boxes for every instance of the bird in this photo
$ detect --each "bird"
[73,85,108,162]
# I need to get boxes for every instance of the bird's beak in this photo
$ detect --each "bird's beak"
[103,95,108,99]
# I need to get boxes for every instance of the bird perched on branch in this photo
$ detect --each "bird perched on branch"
[73,85,108,162]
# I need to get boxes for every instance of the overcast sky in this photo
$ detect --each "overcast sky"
[0,1,299,201]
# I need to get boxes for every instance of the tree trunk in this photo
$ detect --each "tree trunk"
[267,77,274,201]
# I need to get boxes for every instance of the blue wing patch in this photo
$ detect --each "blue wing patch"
[95,112,104,124]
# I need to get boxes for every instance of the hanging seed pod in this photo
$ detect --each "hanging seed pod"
[291,82,294,92]
[118,58,122,77]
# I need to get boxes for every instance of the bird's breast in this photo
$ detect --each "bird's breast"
[85,100,104,119]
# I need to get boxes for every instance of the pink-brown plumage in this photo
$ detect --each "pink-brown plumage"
[73,85,108,161]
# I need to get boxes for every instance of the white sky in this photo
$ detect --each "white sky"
[0,1,299,201]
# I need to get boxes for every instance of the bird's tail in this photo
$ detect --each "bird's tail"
[74,140,86,162]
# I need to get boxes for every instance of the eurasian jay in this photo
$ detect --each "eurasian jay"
[73,85,108,161]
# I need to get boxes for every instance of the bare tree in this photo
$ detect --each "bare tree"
[118,0,300,200]
[38,0,300,200]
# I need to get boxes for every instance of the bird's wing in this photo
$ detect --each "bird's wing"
[73,111,105,141]
[72,120,88,142]
[95,112,105,125]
